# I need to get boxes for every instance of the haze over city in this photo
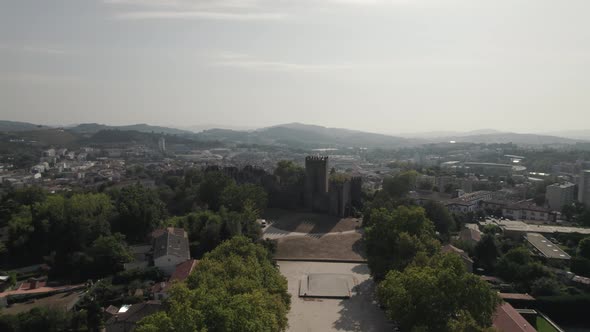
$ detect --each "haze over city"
[2,0,590,134]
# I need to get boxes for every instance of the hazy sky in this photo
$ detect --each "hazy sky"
[1,0,590,134]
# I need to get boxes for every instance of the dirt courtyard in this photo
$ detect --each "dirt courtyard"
[263,208,361,234]
[274,232,365,261]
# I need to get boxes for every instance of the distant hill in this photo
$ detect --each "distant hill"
[84,129,197,145]
[0,120,49,132]
[545,130,590,141]
[398,129,503,139]
[5,129,80,147]
[68,123,193,136]
[196,122,415,148]
[434,132,584,145]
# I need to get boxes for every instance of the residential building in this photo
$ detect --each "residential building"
[492,302,537,332]
[579,170,590,207]
[502,202,555,222]
[152,259,199,300]
[152,228,190,275]
[158,137,166,152]
[525,233,570,261]
[459,225,482,246]
[545,182,575,211]
[492,219,590,239]
[105,301,162,332]
[442,244,473,273]
[446,191,492,213]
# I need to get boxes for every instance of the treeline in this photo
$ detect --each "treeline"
[0,166,271,281]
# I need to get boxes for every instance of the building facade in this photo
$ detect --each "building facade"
[545,182,575,211]
[579,170,590,207]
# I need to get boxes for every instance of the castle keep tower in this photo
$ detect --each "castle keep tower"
[305,156,329,210]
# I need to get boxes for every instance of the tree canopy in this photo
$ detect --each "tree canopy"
[474,233,501,273]
[423,200,455,239]
[274,160,304,186]
[364,205,439,280]
[136,236,290,332]
[381,171,417,198]
[578,237,590,260]
[377,253,500,332]
[110,184,167,242]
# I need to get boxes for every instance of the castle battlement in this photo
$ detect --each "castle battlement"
[305,155,329,162]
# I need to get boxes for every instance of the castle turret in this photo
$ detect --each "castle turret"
[305,156,329,210]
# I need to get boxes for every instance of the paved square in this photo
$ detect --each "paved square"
[278,261,392,332]
[299,273,355,298]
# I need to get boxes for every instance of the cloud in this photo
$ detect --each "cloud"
[113,10,285,21]
[105,0,285,21]
[0,44,70,55]
[0,73,82,84]
[212,53,354,72]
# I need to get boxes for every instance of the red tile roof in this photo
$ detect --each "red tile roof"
[170,259,199,282]
[492,302,537,332]
[151,259,199,294]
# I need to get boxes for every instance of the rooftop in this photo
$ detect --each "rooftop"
[525,233,571,260]
[496,220,590,235]
[547,182,575,189]
[2,291,85,315]
[492,302,537,332]
[105,301,162,326]
[153,227,190,260]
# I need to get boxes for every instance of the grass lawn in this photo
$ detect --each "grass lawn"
[536,316,559,332]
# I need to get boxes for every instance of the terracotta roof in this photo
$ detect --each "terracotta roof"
[492,302,537,332]
[152,259,199,294]
[170,259,199,282]
[441,244,473,264]
[500,293,536,301]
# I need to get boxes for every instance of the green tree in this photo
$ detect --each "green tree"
[137,236,290,332]
[496,247,552,291]
[382,171,417,198]
[274,160,304,186]
[199,172,235,211]
[377,253,500,332]
[474,234,500,272]
[423,201,455,239]
[530,277,562,296]
[220,183,268,213]
[578,237,590,260]
[111,184,166,242]
[365,206,439,280]
[87,233,133,276]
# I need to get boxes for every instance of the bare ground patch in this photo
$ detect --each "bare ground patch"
[274,232,366,261]
[263,208,361,234]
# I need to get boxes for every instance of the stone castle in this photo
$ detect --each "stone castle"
[304,156,362,217]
